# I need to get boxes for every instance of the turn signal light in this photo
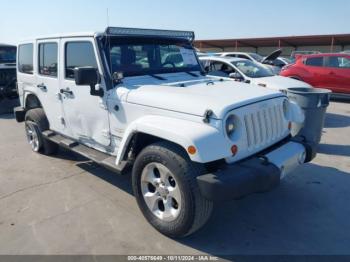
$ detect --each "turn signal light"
[231,145,238,156]
[288,121,292,130]
[187,145,197,155]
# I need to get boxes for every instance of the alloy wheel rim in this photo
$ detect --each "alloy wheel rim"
[25,123,40,152]
[141,162,181,222]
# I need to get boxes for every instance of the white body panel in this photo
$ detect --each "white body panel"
[123,74,282,119]
[16,32,305,170]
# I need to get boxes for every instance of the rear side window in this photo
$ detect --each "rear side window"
[237,55,250,60]
[305,57,323,67]
[39,43,58,77]
[339,57,350,68]
[18,44,33,74]
[65,42,97,79]
[325,56,350,68]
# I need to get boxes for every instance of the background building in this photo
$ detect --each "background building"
[194,34,350,57]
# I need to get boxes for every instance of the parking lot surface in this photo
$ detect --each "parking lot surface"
[0,101,349,256]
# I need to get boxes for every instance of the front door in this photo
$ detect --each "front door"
[59,38,110,148]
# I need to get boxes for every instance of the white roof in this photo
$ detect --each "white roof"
[216,52,254,56]
[199,56,247,63]
[17,31,102,44]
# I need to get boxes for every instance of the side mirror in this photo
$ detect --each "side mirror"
[112,71,124,84]
[74,67,103,97]
[229,72,243,81]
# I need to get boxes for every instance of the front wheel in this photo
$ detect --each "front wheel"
[132,141,213,238]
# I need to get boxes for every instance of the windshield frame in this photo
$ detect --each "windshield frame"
[249,53,263,63]
[102,36,204,78]
[0,46,16,64]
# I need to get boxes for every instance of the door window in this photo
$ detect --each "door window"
[65,42,97,79]
[325,56,350,68]
[38,43,58,77]
[338,57,350,68]
[305,57,324,67]
[237,54,250,60]
[18,44,33,74]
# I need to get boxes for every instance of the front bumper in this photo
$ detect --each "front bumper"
[197,139,316,201]
[14,106,26,122]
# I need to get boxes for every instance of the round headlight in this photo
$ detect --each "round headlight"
[283,99,290,119]
[226,115,237,138]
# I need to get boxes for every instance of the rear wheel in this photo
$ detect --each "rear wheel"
[25,108,58,155]
[132,141,213,238]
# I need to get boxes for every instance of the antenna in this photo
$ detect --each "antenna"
[106,8,110,27]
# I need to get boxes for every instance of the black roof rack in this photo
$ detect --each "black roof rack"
[105,27,195,42]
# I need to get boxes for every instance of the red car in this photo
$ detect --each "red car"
[280,53,350,95]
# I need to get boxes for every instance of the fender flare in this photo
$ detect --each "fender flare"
[23,91,42,109]
[115,115,230,165]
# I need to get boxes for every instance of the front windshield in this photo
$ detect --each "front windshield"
[249,53,263,62]
[0,46,16,63]
[107,38,201,77]
[232,59,274,78]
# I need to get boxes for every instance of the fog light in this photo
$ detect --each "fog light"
[187,145,197,155]
[231,145,238,156]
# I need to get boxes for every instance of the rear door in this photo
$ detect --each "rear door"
[36,39,63,132]
[59,38,110,147]
[324,55,350,94]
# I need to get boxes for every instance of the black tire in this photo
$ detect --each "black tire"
[132,141,213,238]
[25,108,59,155]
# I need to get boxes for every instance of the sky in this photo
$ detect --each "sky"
[1,0,349,44]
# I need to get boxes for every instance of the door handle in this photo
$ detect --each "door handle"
[37,83,47,91]
[329,71,335,75]
[60,88,73,96]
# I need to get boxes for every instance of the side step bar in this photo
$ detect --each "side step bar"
[42,130,129,174]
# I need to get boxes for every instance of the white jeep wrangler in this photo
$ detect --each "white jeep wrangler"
[14,27,316,237]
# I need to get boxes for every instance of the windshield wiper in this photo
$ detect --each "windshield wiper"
[185,72,198,77]
[148,74,166,80]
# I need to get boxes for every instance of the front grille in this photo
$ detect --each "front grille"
[0,69,16,86]
[244,103,285,151]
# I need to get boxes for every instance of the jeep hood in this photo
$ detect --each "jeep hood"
[125,77,284,119]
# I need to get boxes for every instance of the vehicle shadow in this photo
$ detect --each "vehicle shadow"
[324,112,350,128]
[177,163,350,257]
[51,147,89,162]
[77,161,133,195]
[71,158,350,257]
[318,143,350,157]
[0,113,14,119]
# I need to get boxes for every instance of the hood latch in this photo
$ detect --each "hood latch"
[203,109,213,123]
